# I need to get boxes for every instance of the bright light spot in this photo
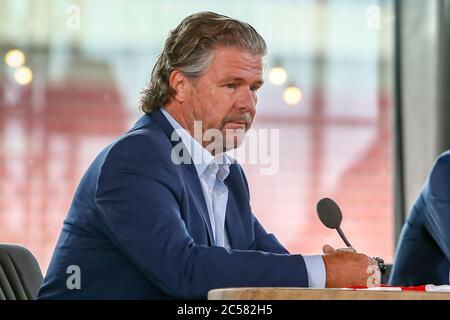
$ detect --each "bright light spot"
[283,86,302,106]
[14,66,33,86]
[5,49,25,68]
[268,67,288,86]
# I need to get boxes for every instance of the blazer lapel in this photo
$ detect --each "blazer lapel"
[182,163,215,246]
[147,110,215,246]
[224,168,247,250]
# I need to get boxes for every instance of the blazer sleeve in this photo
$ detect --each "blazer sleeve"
[424,152,450,261]
[389,151,450,286]
[95,134,308,299]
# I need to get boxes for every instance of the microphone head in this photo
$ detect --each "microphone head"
[316,197,342,229]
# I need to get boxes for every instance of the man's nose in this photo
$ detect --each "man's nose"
[236,87,256,114]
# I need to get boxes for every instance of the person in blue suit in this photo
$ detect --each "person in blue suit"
[39,11,378,299]
[390,151,450,286]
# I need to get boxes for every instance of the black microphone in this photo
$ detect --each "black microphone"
[316,197,353,248]
[316,197,386,274]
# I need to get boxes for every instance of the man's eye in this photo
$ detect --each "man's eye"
[226,84,236,89]
[250,86,259,92]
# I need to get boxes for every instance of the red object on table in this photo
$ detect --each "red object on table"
[346,284,427,291]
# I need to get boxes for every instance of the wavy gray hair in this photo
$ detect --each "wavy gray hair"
[139,11,267,113]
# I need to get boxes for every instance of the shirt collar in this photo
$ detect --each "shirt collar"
[161,108,233,177]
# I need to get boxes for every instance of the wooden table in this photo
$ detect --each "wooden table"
[208,287,450,300]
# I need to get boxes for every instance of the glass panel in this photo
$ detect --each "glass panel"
[0,0,394,272]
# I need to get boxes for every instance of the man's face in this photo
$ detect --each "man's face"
[184,47,264,152]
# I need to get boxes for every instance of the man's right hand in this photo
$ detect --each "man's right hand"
[321,244,380,288]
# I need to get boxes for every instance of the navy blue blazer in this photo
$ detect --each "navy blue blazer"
[38,110,308,299]
[389,151,450,286]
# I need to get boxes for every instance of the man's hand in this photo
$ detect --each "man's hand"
[321,244,380,288]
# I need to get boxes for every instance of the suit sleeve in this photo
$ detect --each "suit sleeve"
[95,134,308,299]
[389,151,450,286]
[424,152,450,261]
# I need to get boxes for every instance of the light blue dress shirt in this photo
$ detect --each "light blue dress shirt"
[161,108,325,288]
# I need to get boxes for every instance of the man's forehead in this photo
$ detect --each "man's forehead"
[208,47,264,81]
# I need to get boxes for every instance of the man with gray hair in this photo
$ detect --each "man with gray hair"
[39,11,379,299]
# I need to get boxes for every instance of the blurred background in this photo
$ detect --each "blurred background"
[0,0,396,273]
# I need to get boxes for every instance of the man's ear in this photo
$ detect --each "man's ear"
[169,70,188,103]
